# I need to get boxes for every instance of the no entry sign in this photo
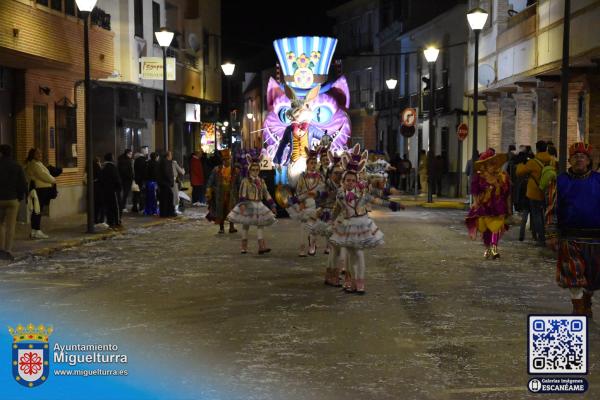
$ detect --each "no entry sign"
[457,123,468,141]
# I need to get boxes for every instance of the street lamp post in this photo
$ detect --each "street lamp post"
[75,0,97,234]
[385,78,398,154]
[467,7,489,163]
[155,28,174,152]
[559,0,571,173]
[221,62,235,148]
[424,46,439,203]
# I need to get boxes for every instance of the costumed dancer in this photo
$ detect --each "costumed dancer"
[206,149,240,234]
[465,148,511,259]
[288,147,325,257]
[329,144,402,294]
[309,150,344,286]
[365,152,401,199]
[227,153,277,255]
[546,142,600,317]
[273,84,321,189]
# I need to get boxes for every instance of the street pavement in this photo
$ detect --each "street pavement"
[0,207,598,399]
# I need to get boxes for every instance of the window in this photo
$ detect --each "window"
[55,103,77,168]
[36,0,49,6]
[33,105,49,165]
[65,0,76,16]
[203,30,210,67]
[50,0,62,11]
[134,0,144,38]
[153,2,160,44]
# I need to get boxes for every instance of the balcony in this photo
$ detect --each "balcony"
[421,86,449,117]
[497,4,536,50]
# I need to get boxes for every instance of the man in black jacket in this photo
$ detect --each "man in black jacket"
[0,145,28,260]
[157,151,175,217]
[100,153,123,229]
[117,149,134,213]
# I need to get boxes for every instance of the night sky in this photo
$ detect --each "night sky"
[221,0,348,73]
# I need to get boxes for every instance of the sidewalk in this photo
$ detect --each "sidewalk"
[10,210,195,260]
[391,194,468,210]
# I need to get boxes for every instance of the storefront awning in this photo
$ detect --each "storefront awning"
[119,117,147,129]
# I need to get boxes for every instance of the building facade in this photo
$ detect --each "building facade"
[466,0,600,166]
[0,0,114,217]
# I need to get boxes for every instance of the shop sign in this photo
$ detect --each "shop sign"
[140,57,176,80]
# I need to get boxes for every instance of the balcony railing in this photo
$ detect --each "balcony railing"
[91,7,111,31]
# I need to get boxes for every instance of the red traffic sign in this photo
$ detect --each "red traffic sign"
[457,123,468,141]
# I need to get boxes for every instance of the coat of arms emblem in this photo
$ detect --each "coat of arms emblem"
[8,323,53,388]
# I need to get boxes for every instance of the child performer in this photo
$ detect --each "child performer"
[465,148,511,259]
[329,144,402,294]
[310,150,344,285]
[288,147,325,257]
[227,153,277,254]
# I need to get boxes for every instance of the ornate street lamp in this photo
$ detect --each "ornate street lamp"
[75,0,97,234]
[467,7,489,162]
[424,46,439,203]
[155,27,174,152]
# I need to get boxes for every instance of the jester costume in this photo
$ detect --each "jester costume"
[465,149,511,259]
[546,142,600,317]
[227,154,277,254]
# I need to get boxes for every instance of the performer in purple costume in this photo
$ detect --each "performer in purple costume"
[465,149,512,259]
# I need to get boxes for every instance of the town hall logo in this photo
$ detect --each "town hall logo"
[8,323,53,388]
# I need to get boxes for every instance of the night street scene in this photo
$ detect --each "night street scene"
[1,0,600,399]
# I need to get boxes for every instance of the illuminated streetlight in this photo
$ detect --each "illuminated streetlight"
[385,78,398,90]
[154,27,174,152]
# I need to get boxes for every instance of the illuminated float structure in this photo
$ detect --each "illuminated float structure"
[262,36,351,198]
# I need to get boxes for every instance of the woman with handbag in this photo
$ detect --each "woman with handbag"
[24,148,56,239]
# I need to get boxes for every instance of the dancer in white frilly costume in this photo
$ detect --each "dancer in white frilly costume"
[227,153,277,254]
[329,144,404,294]
[287,147,325,257]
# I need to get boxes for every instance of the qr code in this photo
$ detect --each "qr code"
[528,316,587,374]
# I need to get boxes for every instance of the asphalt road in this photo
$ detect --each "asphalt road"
[1,208,597,400]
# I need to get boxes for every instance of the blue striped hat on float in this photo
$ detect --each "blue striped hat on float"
[273,36,338,97]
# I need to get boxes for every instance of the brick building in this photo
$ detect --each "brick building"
[0,0,114,217]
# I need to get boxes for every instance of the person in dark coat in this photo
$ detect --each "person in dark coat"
[157,151,175,218]
[0,145,27,260]
[144,152,159,216]
[100,153,122,229]
[132,146,148,213]
[190,150,206,206]
[93,156,105,226]
[117,149,134,212]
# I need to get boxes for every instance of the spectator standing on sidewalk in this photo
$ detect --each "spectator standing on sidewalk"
[190,151,206,206]
[0,145,27,260]
[117,149,134,213]
[517,140,555,246]
[171,153,185,215]
[158,151,176,218]
[132,147,148,213]
[145,152,159,216]
[24,148,56,239]
[418,150,428,195]
[93,156,107,228]
[100,153,123,230]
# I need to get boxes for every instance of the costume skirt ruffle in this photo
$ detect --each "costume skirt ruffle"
[307,207,334,237]
[287,198,317,223]
[227,201,276,227]
[329,215,384,249]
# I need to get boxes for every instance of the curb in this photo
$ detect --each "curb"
[16,216,192,261]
